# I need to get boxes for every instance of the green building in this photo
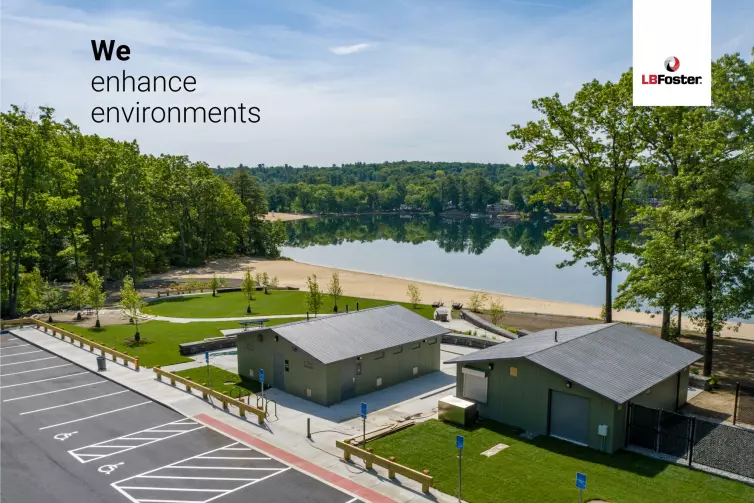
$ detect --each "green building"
[447,323,700,453]
[235,305,448,406]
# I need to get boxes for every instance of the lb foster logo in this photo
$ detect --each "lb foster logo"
[664,56,680,72]
[642,56,700,85]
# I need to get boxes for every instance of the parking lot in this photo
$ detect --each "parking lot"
[1,331,364,503]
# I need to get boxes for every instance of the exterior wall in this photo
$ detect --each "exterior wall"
[630,371,687,411]
[237,330,442,406]
[236,329,330,406]
[455,359,620,453]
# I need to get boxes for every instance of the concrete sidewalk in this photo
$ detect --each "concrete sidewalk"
[7,325,463,503]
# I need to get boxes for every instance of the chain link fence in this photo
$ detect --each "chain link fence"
[627,403,754,480]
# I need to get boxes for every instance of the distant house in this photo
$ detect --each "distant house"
[446,323,700,453]
[486,201,515,214]
[236,305,449,405]
[399,203,417,212]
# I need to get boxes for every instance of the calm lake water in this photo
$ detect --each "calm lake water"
[281,214,631,307]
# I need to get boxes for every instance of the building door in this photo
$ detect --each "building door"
[549,390,590,446]
[340,360,357,401]
[273,352,285,391]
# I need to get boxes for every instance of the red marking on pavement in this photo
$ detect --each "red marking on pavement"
[194,413,400,503]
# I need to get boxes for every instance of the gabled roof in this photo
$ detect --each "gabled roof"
[447,323,701,404]
[243,305,449,365]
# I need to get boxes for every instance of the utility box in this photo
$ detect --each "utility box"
[438,395,477,427]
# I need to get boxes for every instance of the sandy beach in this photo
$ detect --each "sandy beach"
[263,212,314,222]
[148,257,754,339]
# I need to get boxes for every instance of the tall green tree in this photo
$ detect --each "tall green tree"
[508,71,644,322]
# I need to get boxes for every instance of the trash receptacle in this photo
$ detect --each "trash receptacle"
[97,356,106,371]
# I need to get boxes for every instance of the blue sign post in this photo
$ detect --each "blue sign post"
[456,435,464,503]
[361,402,367,447]
[576,472,587,503]
[259,368,265,405]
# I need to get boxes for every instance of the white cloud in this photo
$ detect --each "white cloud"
[330,43,372,55]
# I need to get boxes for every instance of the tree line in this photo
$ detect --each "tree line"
[1,106,286,317]
[508,50,754,375]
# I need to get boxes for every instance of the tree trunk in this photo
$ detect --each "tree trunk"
[661,307,671,340]
[677,310,682,336]
[179,224,188,265]
[702,259,714,376]
[131,232,137,281]
[71,228,81,279]
[604,267,613,322]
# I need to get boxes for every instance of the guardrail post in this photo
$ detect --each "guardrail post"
[388,457,396,479]
[202,390,208,399]
[422,471,431,493]
[170,377,176,386]
[239,406,246,418]
[365,449,373,470]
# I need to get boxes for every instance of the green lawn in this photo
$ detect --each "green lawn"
[174,365,260,397]
[57,318,302,368]
[142,290,435,320]
[368,420,754,503]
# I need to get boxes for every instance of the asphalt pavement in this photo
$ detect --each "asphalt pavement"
[0,331,363,503]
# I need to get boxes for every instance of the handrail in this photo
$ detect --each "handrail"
[153,367,265,424]
[335,439,433,493]
[2,317,140,371]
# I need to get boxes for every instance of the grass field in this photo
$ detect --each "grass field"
[368,420,754,503]
[174,365,260,397]
[57,318,302,368]
[142,290,435,320]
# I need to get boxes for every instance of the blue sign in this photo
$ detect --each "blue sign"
[360,402,367,419]
[456,435,464,450]
[204,351,209,364]
[576,472,587,490]
[259,368,264,383]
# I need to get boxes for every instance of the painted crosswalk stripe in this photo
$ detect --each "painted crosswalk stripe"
[39,401,151,430]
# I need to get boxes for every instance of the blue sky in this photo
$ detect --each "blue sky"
[2,0,752,166]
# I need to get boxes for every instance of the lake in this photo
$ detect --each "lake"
[281,214,631,308]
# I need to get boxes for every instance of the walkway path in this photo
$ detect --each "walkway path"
[137,313,335,324]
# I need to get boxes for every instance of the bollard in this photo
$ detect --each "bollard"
[306,312,309,321]
[346,304,349,313]
[357,302,359,311]
[307,417,311,439]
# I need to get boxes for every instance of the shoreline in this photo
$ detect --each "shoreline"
[147,257,754,339]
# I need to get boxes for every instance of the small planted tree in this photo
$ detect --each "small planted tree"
[468,292,489,313]
[241,269,256,314]
[328,270,343,312]
[209,274,227,297]
[120,275,144,341]
[306,274,323,317]
[406,283,422,309]
[69,278,88,320]
[488,297,505,326]
[41,280,64,323]
[86,271,106,328]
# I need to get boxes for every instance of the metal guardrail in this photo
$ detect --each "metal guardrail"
[1,318,140,371]
[153,367,265,424]
[335,439,433,493]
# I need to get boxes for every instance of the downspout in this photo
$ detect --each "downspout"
[675,371,681,411]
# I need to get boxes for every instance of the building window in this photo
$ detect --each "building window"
[427,337,437,345]
[356,362,362,375]
[393,346,403,355]
[304,361,313,369]
[509,366,518,377]
[285,360,290,372]
[411,342,421,350]
[374,351,385,360]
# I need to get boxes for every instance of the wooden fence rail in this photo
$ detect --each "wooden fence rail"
[1,317,140,371]
[153,367,265,424]
[335,439,433,493]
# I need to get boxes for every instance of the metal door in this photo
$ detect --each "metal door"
[549,390,590,446]
[273,352,285,391]
[340,360,357,401]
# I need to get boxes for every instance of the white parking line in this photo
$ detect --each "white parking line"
[195,456,271,460]
[218,447,252,451]
[0,356,57,367]
[3,381,103,401]
[0,343,30,349]
[20,390,128,415]
[69,418,205,463]
[112,443,290,503]
[0,350,43,358]
[346,498,359,503]
[39,401,151,430]
[0,371,90,389]
[1,363,72,377]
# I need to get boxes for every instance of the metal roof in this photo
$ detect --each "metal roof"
[243,305,449,365]
[447,323,701,403]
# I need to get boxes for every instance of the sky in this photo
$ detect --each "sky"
[1,0,752,167]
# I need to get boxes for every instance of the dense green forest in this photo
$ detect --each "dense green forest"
[1,106,286,317]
